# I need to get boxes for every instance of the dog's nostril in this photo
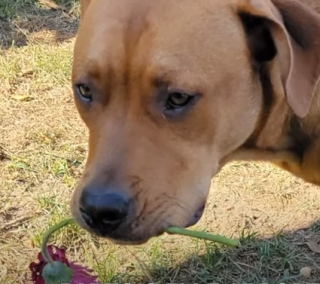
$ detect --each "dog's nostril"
[80,208,94,226]
[100,208,127,223]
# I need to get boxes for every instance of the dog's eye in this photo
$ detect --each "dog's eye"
[76,84,92,102]
[166,92,193,109]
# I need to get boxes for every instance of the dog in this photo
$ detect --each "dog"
[71,0,320,244]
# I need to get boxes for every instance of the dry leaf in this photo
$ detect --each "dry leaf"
[38,0,59,9]
[20,69,34,77]
[13,95,31,101]
[300,267,312,278]
[38,0,65,11]
[39,133,52,143]
[307,241,320,253]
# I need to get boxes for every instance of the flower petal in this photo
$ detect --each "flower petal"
[30,246,99,284]
[69,262,100,284]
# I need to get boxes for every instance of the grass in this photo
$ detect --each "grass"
[1,1,320,283]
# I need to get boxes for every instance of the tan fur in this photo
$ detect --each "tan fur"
[79,0,91,19]
[71,0,320,244]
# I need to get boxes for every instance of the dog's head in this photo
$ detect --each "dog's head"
[71,0,320,244]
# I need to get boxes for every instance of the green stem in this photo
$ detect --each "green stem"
[165,227,239,247]
[41,218,76,263]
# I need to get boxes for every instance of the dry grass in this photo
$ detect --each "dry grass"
[1,1,320,283]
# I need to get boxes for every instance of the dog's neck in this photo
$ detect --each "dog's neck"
[274,84,320,185]
[219,0,320,185]
[235,62,320,185]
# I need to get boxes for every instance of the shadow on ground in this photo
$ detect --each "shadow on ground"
[0,0,79,48]
[110,223,320,284]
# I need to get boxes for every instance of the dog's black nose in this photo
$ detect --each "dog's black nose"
[80,187,130,232]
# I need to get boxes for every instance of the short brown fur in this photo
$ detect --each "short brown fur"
[72,0,320,244]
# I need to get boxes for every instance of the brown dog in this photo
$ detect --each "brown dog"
[71,0,320,244]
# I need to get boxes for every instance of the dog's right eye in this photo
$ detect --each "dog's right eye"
[166,92,193,109]
[76,84,92,102]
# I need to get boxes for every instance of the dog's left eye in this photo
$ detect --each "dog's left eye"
[166,92,193,109]
[76,84,92,102]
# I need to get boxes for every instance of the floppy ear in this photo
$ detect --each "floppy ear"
[238,0,320,118]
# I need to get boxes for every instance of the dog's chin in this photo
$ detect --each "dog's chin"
[107,238,149,245]
[91,227,166,245]
[98,213,205,245]
[103,234,156,245]
[74,204,206,245]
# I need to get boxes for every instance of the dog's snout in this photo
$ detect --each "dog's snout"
[79,187,130,232]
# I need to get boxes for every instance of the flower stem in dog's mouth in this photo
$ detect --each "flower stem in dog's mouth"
[165,227,239,247]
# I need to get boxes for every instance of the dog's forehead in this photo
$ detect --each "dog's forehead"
[73,0,247,85]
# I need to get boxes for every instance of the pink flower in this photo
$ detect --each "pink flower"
[30,245,99,284]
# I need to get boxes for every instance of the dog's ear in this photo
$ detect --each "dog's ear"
[80,0,91,18]
[238,0,320,118]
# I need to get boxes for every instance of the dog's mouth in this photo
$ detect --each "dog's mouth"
[185,204,205,228]
[79,203,206,245]
[121,203,205,244]
[90,223,169,245]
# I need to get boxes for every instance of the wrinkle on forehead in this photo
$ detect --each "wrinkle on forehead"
[73,0,249,105]
[74,1,156,96]
[74,0,239,82]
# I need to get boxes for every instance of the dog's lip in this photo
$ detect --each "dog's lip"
[91,229,165,245]
[185,204,205,228]
[88,222,167,245]
[79,204,206,244]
